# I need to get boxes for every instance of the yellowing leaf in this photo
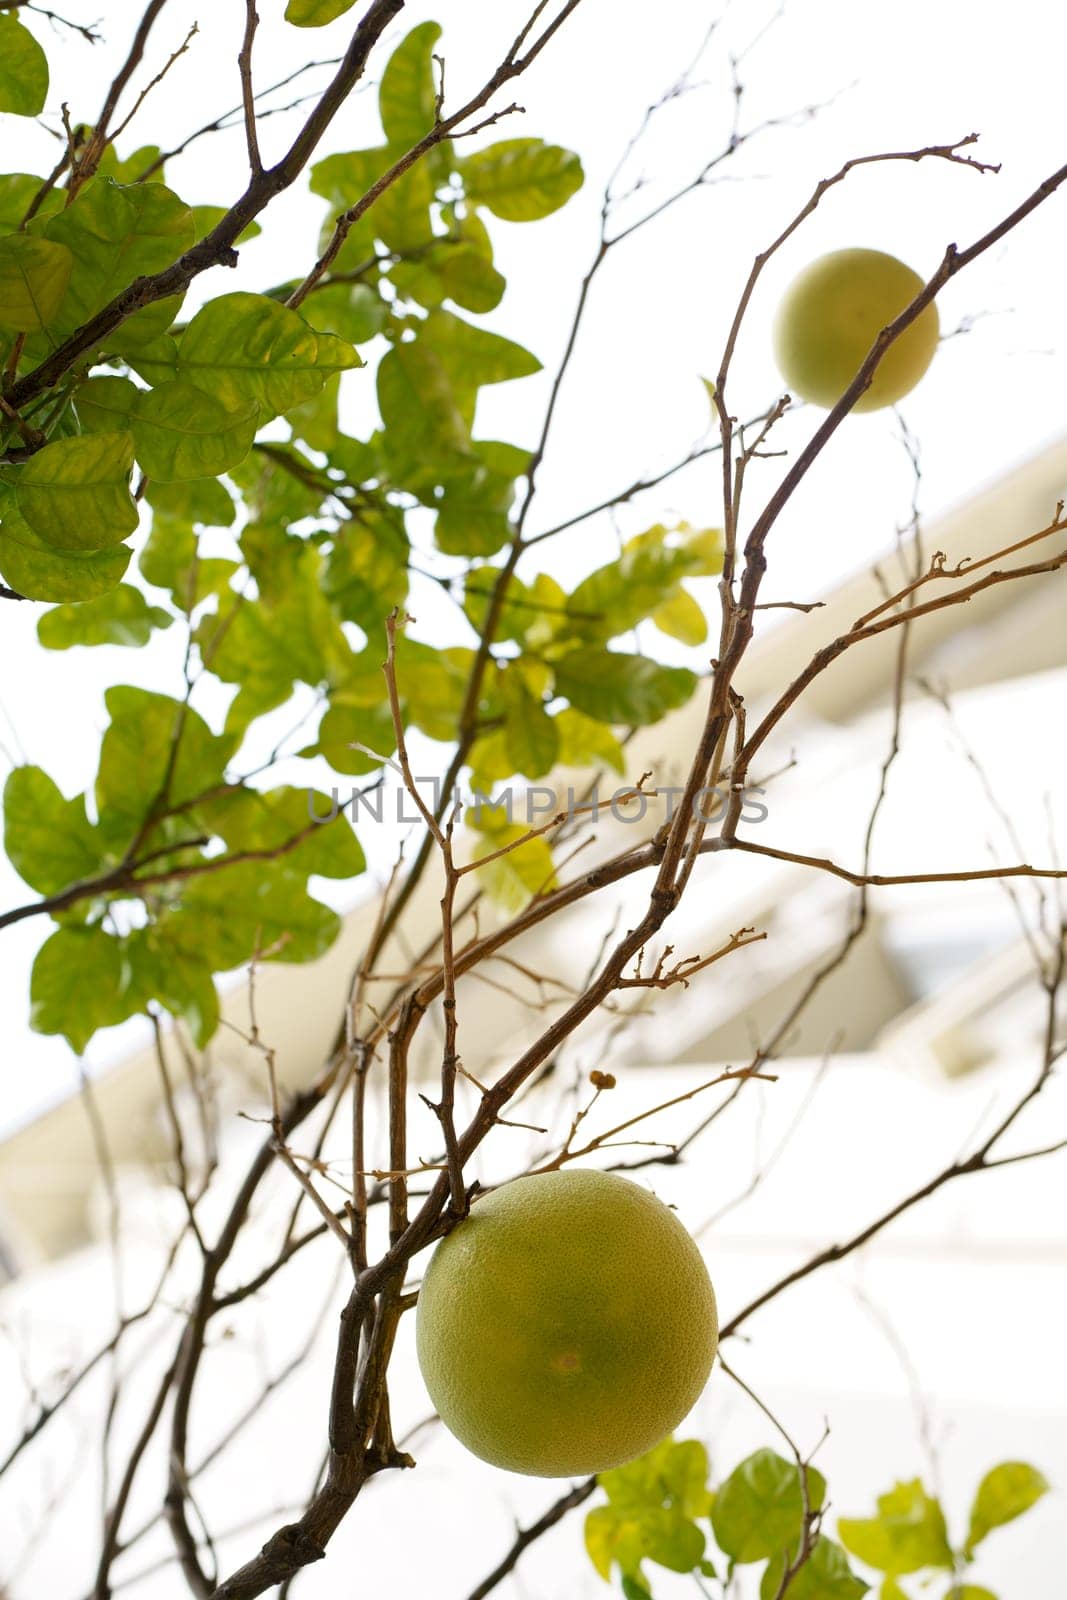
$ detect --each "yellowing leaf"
[964,1462,1049,1556]
[0,14,49,116]
[284,0,357,25]
[131,380,259,482]
[31,927,125,1054]
[469,818,557,911]
[15,433,138,552]
[462,138,583,221]
[839,1481,953,1577]
[3,766,104,896]
[0,484,130,602]
[380,22,442,148]
[653,587,707,646]
[177,291,360,418]
[0,234,72,330]
[37,585,172,650]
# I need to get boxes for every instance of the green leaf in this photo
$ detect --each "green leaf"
[196,546,352,732]
[37,584,172,650]
[964,1462,1049,1556]
[585,1505,621,1582]
[554,649,696,726]
[502,671,559,778]
[461,137,583,221]
[131,380,259,482]
[555,707,626,774]
[0,174,62,233]
[15,432,138,551]
[3,767,104,896]
[394,236,506,315]
[435,451,517,556]
[286,371,340,453]
[759,1537,869,1600]
[567,524,722,645]
[0,14,49,116]
[304,701,395,776]
[463,564,532,642]
[95,687,234,849]
[144,474,236,527]
[195,785,365,881]
[309,150,383,273]
[946,1590,998,1600]
[0,234,72,330]
[652,588,707,646]
[31,927,125,1054]
[97,144,163,184]
[324,501,409,628]
[394,639,474,741]
[285,0,357,25]
[301,281,387,345]
[464,565,562,647]
[120,923,220,1048]
[0,484,130,601]
[139,517,236,611]
[377,340,472,480]
[41,178,194,338]
[586,1440,714,1591]
[380,22,442,148]
[374,158,435,253]
[468,728,513,793]
[123,332,179,386]
[469,814,557,911]
[172,861,340,969]
[711,1449,826,1565]
[621,1577,653,1600]
[660,1440,713,1518]
[421,309,541,387]
[75,375,141,434]
[599,1438,687,1516]
[839,1481,953,1577]
[310,146,388,209]
[177,291,360,419]
[439,244,505,313]
[231,444,325,528]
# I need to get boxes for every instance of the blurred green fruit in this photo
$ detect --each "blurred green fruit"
[773,247,939,411]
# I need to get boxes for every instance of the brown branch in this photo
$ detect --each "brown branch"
[238,2,262,177]
[718,1354,826,1599]
[739,515,1067,775]
[3,1,102,44]
[464,1477,598,1600]
[728,838,1067,888]
[107,21,199,150]
[528,1065,776,1175]
[6,0,406,413]
[133,57,344,182]
[0,820,322,933]
[721,928,1066,1339]
[70,0,175,197]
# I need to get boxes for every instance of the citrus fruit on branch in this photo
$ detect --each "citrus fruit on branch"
[772,247,940,411]
[415,1168,718,1477]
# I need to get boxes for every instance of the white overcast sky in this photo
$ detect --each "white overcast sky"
[1,0,1065,1132]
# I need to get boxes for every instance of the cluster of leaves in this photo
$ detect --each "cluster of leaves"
[584,1439,1049,1600]
[838,1461,1050,1599]
[0,18,722,1057]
